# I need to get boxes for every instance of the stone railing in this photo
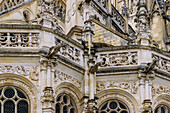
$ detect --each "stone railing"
[111,4,125,32]
[55,37,82,64]
[152,53,170,73]
[0,0,24,12]
[0,32,39,47]
[98,51,138,67]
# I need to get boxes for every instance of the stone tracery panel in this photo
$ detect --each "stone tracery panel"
[99,51,138,67]
[0,32,39,47]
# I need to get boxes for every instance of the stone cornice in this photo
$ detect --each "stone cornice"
[96,45,170,57]
[0,24,84,49]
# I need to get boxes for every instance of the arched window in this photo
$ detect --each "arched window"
[0,86,29,113]
[154,105,170,113]
[99,100,129,113]
[55,94,77,113]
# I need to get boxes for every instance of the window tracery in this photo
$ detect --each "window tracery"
[99,100,129,113]
[154,105,170,113]
[55,94,77,113]
[0,86,29,113]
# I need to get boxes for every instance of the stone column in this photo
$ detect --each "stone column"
[138,71,155,113]
[40,58,57,113]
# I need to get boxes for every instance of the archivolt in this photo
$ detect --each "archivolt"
[0,73,38,113]
[96,89,139,113]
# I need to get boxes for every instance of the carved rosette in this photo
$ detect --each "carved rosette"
[97,81,138,94]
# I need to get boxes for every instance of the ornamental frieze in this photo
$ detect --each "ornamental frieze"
[0,65,39,81]
[99,52,138,67]
[152,54,170,72]
[0,65,30,75]
[152,85,170,96]
[97,81,138,94]
[54,70,81,88]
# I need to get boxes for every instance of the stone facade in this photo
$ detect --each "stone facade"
[0,0,169,113]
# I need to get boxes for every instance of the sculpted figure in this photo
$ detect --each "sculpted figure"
[46,43,66,58]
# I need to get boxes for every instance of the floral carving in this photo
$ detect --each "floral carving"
[0,32,39,47]
[97,81,138,94]
[0,65,30,75]
[152,85,170,96]
[54,70,81,88]
[152,54,170,72]
[55,37,81,63]
[99,52,138,67]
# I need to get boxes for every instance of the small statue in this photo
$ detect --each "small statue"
[45,43,66,58]
[89,62,100,73]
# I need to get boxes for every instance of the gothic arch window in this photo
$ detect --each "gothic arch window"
[0,86,29,113]
[55,94,77,113]
[99,100,130,113]
[154,105,170,113]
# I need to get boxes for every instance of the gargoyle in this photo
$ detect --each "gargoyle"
[142,59,157,73]
[46,43,66,58]
[89,62,100,73]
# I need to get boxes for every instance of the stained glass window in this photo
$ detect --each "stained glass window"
[0,86,29,113]
[99,100,129,113]
[55,94,77,113]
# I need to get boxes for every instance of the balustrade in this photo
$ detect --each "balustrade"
[0,32,39,47]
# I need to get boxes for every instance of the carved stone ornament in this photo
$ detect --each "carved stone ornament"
[99,52,138,67]
[42,87,54,109]
[0,65,30,76]
[152,85,170,97]
[29,66,39,81]
[54,70,81,88]
[55,37,81,63]
[97,81,138,94]
[0,32,39,47]
[152,54,170,72]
